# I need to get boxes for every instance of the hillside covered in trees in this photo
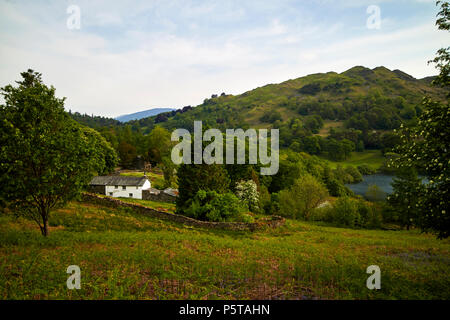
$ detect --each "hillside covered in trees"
[70,66,446,164]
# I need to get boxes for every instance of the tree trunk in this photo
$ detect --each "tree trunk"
[43,218,49,236]
[40,209,49,237]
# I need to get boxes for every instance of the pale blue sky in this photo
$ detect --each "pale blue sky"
[0,0,447,117]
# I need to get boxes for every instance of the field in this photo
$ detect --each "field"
[316,120,345,137]
[1,200,449,300]
[323,150,385,171]
[117,197,176,213]
[120,171,167,189]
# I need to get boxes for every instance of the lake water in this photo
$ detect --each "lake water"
[345,174,394,196]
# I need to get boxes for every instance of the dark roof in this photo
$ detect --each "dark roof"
[148,188,160,194]
[90,176,148,186]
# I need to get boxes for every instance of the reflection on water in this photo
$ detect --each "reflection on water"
[345,174,394,196]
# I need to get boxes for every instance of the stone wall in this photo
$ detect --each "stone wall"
[81,193,285,231]
[142,189,176,203]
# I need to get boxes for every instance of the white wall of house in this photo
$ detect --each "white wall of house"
[142,180,151,190]
[105,180,151,199]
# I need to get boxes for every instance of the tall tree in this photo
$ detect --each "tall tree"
[176,163,230,214]
[388,168,423,230]
[147,126,172,165]
[391,1,450,238]
[147,126,177,187]
[0,70,117,236]
[279,174,329,221]
[118,140,137,169]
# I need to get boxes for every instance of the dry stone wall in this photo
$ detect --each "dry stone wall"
[81,193,285,231]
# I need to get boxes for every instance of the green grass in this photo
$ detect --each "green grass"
[117,197,176,213]
[0,201,449,300]
[120,171,168,189]
[323,150,385,171]
[316,120,345,137]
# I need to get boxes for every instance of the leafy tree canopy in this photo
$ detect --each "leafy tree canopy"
[0,69,117,236]
[391,1,450,238]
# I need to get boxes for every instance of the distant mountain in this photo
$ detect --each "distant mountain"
[115,108,175,122]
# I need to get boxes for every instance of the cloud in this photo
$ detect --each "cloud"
[0,0,446,117]
[94,12,123,26]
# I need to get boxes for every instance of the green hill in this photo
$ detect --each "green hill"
[70,66,443,133]
[137,66,444,133]
[69,66,446,167]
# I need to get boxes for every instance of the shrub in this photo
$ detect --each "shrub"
[323,166,352,196]
[176,163,230,214]
[311,205,334,222]
[235,180,259,212]
[327,179,353,197]
[345,166,363,183]
[332,197,361,228]
[267,192,281,215]
[183,190,246,222]
[357,164,376,175]
[279,174,329,220]
[311,198,383,229]
[299,83,321,95]
[259,185,272,214]
[334,165,354,184]
[381,202,400,224]
[357,200,383,229]
[260,110,282,123]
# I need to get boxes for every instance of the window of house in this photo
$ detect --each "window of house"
[122,186,126,190]
[136,186,139,190]
[129,193,133,198]
[109,192,113,196]
[114,185,118,189]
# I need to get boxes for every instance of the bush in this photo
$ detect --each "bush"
[183,190,247,222]
[267,192,281,215]
[356,200,383,229]
[176,163,230,214]
[357,164,376,175]
[323,166,352,196]
[334,165,354,184]
[326,178,348,196]
[345,166,363,183]
[260,110,282,123]
[311,198,383,229]
[299,83,321,95]
[380,202,400,224]
[259,185,271,214]
[279,174,329,220]
[332,197,361,228]
[311,205,334,222]
[235,180,259,212]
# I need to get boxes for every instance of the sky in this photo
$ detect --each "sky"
[0,0,448,118]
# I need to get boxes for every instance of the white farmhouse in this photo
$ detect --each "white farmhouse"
[89,176,151,199]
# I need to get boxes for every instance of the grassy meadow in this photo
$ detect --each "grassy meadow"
[0,200,449,300]
[117,197,176,213]
[316,120,345,137]
[120,171,171,189]
[323,150,385,171]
